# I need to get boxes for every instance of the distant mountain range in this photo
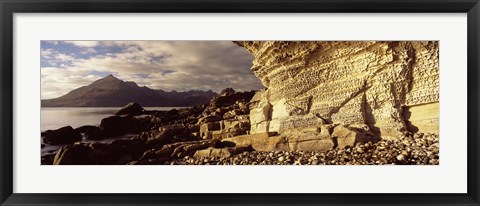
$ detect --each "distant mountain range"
[41,74,217,107]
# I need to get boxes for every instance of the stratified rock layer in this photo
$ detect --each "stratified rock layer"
[236,41,439,139]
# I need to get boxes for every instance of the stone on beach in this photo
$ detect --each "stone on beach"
[42,126,82,145]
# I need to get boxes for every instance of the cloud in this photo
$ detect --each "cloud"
[41,67,98,99]
[64,41,100,47]
[41,41,264,99]
[41,49,54,59]
[80,48,97,54]
[55,53,75,62]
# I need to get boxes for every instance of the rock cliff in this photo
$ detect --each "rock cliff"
[235,41,439,139]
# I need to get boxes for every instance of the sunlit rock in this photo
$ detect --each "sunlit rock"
[236,41,439,139]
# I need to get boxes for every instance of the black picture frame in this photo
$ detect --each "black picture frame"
[1,0,479,205]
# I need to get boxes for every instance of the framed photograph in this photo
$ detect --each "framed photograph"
[1,0,479,205]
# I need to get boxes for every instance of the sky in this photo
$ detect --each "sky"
[40,41,264,99]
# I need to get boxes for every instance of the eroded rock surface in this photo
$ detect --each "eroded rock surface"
[236,41,439,139]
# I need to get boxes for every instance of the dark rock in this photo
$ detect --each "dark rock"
[198,115,223,124]
[100,116,125,135]
[100,115,143,136]
[41,154,56,165]
[145,124,193,148]
[166,109,179,116]
[149,106,206,127]
[53,143,115,165]
[115,102,144,115]
[85,127,105,140]
[42,126,82,145]
[205,90,256,114]
[74,125,97,133]
[137,140,218,164]
[41,130,53,137]
[220,88,235,96]
[110,137,147,159]
[188,124,200,133]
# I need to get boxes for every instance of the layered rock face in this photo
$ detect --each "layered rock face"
[236,41,439,139]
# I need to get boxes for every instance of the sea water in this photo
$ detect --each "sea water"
[41,107,183,132]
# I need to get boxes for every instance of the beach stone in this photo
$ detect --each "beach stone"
[332,125,374,149]
[42,126,82,145]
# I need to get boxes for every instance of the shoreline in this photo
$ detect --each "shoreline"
[40,106,187,133]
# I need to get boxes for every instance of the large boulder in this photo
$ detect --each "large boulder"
[100,115,143,136]
[84,126,105,140]
[331,124,378,148]
[110,137,147,162]
[74,125,97,133]
[42,126,82,145]
[281,127,335,151]
[115,102,144,115]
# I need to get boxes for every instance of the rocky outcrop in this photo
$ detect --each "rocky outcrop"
[221,124,378,152]
[236,41,439,139]
[100,115,149,136]
[197,89,255,140]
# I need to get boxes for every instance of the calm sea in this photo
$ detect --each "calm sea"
[41,107,184,132]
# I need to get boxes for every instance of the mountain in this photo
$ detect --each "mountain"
[41,74,217,107]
